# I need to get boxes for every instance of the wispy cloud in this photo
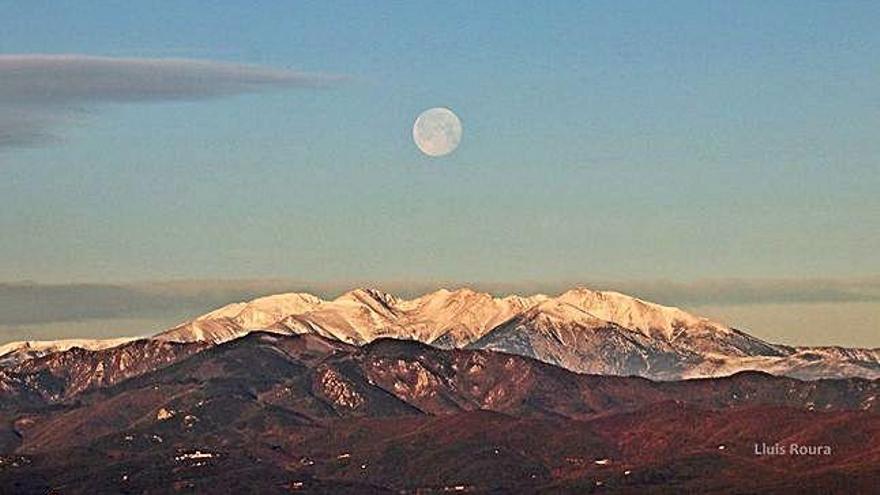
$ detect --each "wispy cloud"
[0,54,342,150]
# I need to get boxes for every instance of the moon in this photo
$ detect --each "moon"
[412,107,462,157]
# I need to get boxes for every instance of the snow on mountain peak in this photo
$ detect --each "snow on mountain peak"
[158,285,733,351]
[520,299,612,327]
[556,287,724,340]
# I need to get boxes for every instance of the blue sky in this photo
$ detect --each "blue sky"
[1,1,879,286]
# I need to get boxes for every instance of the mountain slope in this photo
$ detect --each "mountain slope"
[0,339,207,405]
[0,337,135,367]
[0,333,877,494]
[555,288,790,357]
[468,299,695,378]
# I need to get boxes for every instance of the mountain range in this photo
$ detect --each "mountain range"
[1,332,878,493]
[1,286,879,492]
[3,286,879,381]
[146,287,880,381]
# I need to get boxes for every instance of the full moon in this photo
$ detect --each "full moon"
[412,107,462,157]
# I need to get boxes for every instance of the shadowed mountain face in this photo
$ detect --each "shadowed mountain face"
[0,333,877,493]
[0,339,208,406]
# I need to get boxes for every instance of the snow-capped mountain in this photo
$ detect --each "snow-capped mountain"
[157,287,547,348]
[2,286,876,381]
[150,286,880,380]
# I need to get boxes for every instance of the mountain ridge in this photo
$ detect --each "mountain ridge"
[1,332,877,493]
[152,286,880,380]
[4,286,879,381]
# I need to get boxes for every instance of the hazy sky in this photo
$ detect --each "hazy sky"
[1,2,878,345]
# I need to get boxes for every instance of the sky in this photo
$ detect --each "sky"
[1,1,878,345]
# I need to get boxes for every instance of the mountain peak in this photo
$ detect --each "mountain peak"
[159,285,736,350]
[335,287,400,307]
[521,299,610,325]
[556,287,714,340]
[417,286,479,300]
